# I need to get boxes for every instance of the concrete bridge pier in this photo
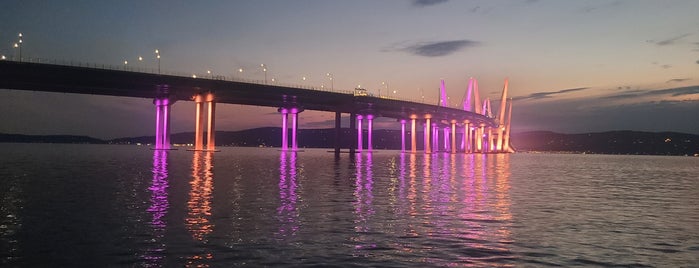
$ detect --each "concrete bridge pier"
[451,120,457,154]
[349,113,357,154]
[424,116,431,154]
[399,119,406,152]
[290,108,301,151]
[357,115,363,153]
[366,114,373,152]
[432,124,439,152]
[410,115,417,153]
[153,96,175,150]
[334,112,341,155]
[193,92,216,151]
[462,121,471,153]
[277,106,302,151]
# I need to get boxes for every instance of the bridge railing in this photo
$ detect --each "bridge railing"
[5,57,448,106]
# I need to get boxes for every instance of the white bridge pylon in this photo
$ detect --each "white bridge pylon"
[427,77,513,154]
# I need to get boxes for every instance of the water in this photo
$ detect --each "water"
[1,144,698,267]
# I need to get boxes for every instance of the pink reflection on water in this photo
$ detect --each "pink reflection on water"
[352,152,375,250]
[277,152,299,238]
[143,150,169,266]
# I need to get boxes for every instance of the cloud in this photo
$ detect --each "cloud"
[648,33,691,46]
[601,85,699,100]
[397,40,480,57]
[514,87,589,101]
[412,0,448,7]
[666,78,690,83]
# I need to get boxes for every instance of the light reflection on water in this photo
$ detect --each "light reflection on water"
[0,145,697,267]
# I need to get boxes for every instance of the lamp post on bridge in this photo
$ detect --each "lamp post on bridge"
[261,64,267,84]
[154,49,161,74]
[381,81,388,98]
[326,73,334,91]
[14,32,23,62]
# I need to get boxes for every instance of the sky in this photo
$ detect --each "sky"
[1,0,698,139]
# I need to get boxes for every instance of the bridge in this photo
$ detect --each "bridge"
[0,60,513,154]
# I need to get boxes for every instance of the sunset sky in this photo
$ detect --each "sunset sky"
[1,0,698,139]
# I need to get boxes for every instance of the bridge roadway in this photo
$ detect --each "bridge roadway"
[0,60,502,153]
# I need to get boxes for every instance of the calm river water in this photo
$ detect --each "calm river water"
[1,144,698,267]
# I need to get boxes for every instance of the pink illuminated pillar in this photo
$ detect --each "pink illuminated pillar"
[357,115,363,152]
[432,124,438,152]
[443,127,449,152]
[451,121,456,154]
[154,99,162,149]
[424,117,431,154]
[463,122,470,153]
[291,108,298,151]
[410,117,416,153]
[206,95,216,151]
[476,124,484,152]
[400,120,406,152]
[163,99,171,150]
[280,108,289,151]
[367,115,373,152]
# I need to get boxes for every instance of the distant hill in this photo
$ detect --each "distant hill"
[3,128,698,156]
[511,131,699,156]
[0,133,106,144]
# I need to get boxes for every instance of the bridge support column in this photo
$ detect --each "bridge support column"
[280,108,289,151]
[357,115,363,153]
[432,124,438,152]
[194,95,205,150]
[350,113,357,154]
[153,96,175,150]
[443,127,449,153]
[476,124,485,153]
[487,127,494,153]
[451,121,456,154]
[463,121,471,153]
[367,114,373,152]
[424,117,431,154]
[206,93,216,151]
[191,93,215,151]
[410,117,417,153]
[400,119,406,152]
[335,112,341,155]
[496,126,504,152]
[291,108,299,151]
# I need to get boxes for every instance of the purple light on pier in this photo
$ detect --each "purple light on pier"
[400,119,406,152]
[357,115,363,152]
[367,114,373,152]
[153,96,172,150]
[280,108,288,151]
[291,108,298,151]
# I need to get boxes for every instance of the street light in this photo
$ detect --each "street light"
[16,33,22,62]
[381,81,388,97]
[326,73,334,91]
[207,70,212,79]
[138,56,143,70]
[1,55,6,60]
[261,64,267,84]
[124,60,128,70]
[154,49,161,74]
